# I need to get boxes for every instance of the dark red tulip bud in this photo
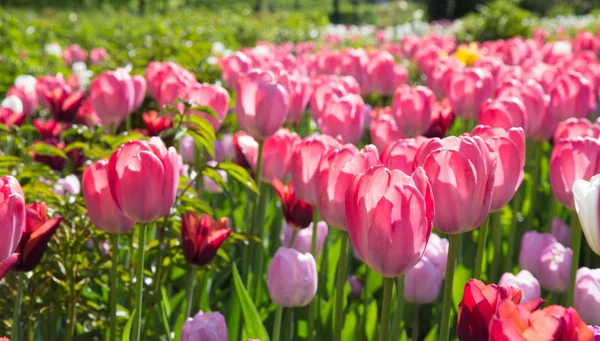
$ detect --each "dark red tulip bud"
[181,212,231,267]
[44,87,85,122]
[14,202,62,272]
[424,99,455,138]
[273,179,313,230]
[142,110,172,136]
[33,119,63,139]
[31,139,85,172]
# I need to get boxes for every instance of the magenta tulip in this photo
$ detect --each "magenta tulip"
[0,176,25,260]
[391,85,436,137]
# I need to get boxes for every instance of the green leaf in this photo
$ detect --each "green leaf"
[232,263,270,341]
[0,123,9,132]
[188,105,220,120]
[160,300,173,341]
[64,141,89,153]
[217,162,258,194]
[423,324,439,341]
[123,308,135,341]
[29,142,67,159]
[202,167,228,192]
[453,264,472,310]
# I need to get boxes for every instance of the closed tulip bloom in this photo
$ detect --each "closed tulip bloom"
[54,174,81,197]
[107,137,180,223]
[404,256,443,304]
[82,160,135,234]
[369,110,404,152]
[318,94,365,144]
[181,310,228,341]
[554,118,600,141]
[391,85,436,137]
[236,69,289,140]
[478,97,528,131]
[62,44,87,67]
[278,71,313,125]
[552,218,571,247]
[345,165,434,277]
[550,137,600,209]
[415,135,496,234]
[471,125,525,211]
[548,72,594,124]
[291,134,341,204]
[423,233,449,275]
[184,83,230,132]
[181,212,231,267]
[380,137,427,175]
[574,174,600,256]
[348,275,364,299]
[446,67,495,119]
[498,270,541,304]
[280,221,328,256]
[538,242,572,293]
[33,119,62,139]
[317,144,380,230]
[14,203,61,271]
[519,231,558,277]
[142,110,172,137]
[90,68,139,129]
[0,176,25,260]
[496,79,550,140]
[309,82,347,122]
[261,129,300,182]
[214,134,235,163]
[220,52,253,90]
[267,247,318,307]
[366,52,407,95]
[273,180,313,230]
[90,47,108,64]
[573,267,600,325]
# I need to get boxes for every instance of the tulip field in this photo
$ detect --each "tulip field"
[4,4,600,341]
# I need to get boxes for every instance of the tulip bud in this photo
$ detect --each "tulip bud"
[573,174,600,256]
[181,212,231,267]
[90,68,141,129]
[107,137,180,223]
[278,71,313,125]
[518,231,557,277]
[573,267,600,325]
[220,52,252,90]
[0,176,25,260]
[538,242,572,293]
[14,202,61,271]
[554,118,600,141]
[404,256,443,304]
[498,270,541,304]
[347,275,364,299]
[280,221,328,256]
[366,52,407,95]
[273,180,313,230]
[181,310,228,341]
[267,247,318,307]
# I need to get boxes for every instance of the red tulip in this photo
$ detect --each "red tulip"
[43,86,85,122]
[478,97,527,131]
[391,85,436,137]
[471,125,526,211]
[14,203,61,271]
[554,118,600,141]
[183,83,230,132]
[415,135,496,234]
[33,119,62,139]
[31,139,85,172]
[318,93,365,144]
[107,137,180,222]
[181,212,231,266]
[345,165,434,277]
[290,134,341,204]
[142,111,173,137]
[316,144,380,230]
[424,99,455,138]
[236,69,289,140]
[82,160,135,234]
[35,74,68,110]
[0,176,25,261]
[381,137,428,174]
[446,67,495,119]
[273,180,313,230]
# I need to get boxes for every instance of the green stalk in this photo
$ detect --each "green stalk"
[546,195,557,233]
[185,265,197,317]
[489,212,502,282]
[506,188,524,272]
[109,234,120,341]
[412,305,419,341]
[307,210,319,341]
[567,216,582,307]
[251,184,270,302]
[390,275,406,341]
[283,308,294,341]
[131,224,148,341]
[247,140,265,288]
[333,233,349,341]
[12,271,25,341]
[525,142,543,230]
[439,234,459,341]
[474,217,490,280]
[378,277,395,341]
[272,305,284,341]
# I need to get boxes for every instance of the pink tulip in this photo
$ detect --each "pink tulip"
[552,218,570,246]
[145,61,196,104]
[446,67,495,119]
[318,93,365,144]
[35,74,68,111]
[381,137,428,174]
[280,221,328,256]
[573,31,600,54]
[523,62,559,94]
[62,44,87,67]
[369,109,404,152]
[291,134,341,204]
[184,83,230,132]
[220,52,253,90]
[181,311,228,341]
[107,137,180,222]
[549,137,600,209]
[574,267,600,325]
[82,160,135,234]
[366,51,407,95]
[471,125,525,211]
[426,57,459,99]
[339,48,368,92]
[316,144,380,230]
[267,247,318,307]
[236,69,289,140]
[391,85,436,137]
[478,97,527,131]
[404,256,443,304]
[90,68,140,129]
[498,270,541,304]
[0,176,25,260]
[309,82,346,122]
[278,71,313,125]
[415,135,496,234]
[519,231,557,277]
[132,75,147,110]
[214,134,235,163]
[423,233,449,275]
[345,165,434,277]
[538,242,572,293]
[7,85,37,117]
[90,48,108,64]
[547,71,594,126]
[554,118,600,141]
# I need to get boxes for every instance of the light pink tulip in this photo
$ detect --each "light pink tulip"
[415,135,497,234]
[552,218,570,246]
[62,44,87,67]
[316,144,380,230]
[280,221,328,256]
[498,270,541,304]
[339,48,368,92]
[220,52,253,90]
[0,176,25,260]
[267,247,318,307]
[90,68,139,129]
[381,137,428,174]
[519,231,557,277]
[260,129,300,182]
[90,48,108,64]
[145,61,196,104]
[478,97,527,131]
[82,160,135,234]
[404,256,443,304]
[446,67,495,119]
[107,137,180,222]
[345,165,434,277]
[366,51,407,95]
[184,83,230,132]
[391,85,436,137]
[538,242,572,293]
[318,93,365,144]
[547,71,594,125]
[369,109,404,152]
[554,118,600,141]
[181,311,228,341]
[236,69,289,140]
[423,233,449,275]
[573,267,600,325]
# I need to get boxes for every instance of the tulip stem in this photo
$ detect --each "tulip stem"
[391,275,406,341]
[185,265,197,317]
[567,216,582,307]
[412,305,419,341]
[526,141,543,230]
[439,234,459,341]
[490,212,502,282]
[307,210,319,341]
[379,277,395,341]
[506,187,524,273]
[283,308,294,341]
[333,232,349,341]
[474,218,490,280]
[247,140,265,291]
[272,305,284,341]
[12,271,25,341]
[109,234,120,341]
[131,223,148,341]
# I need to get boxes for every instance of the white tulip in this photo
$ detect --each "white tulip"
[573,174,600,255]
